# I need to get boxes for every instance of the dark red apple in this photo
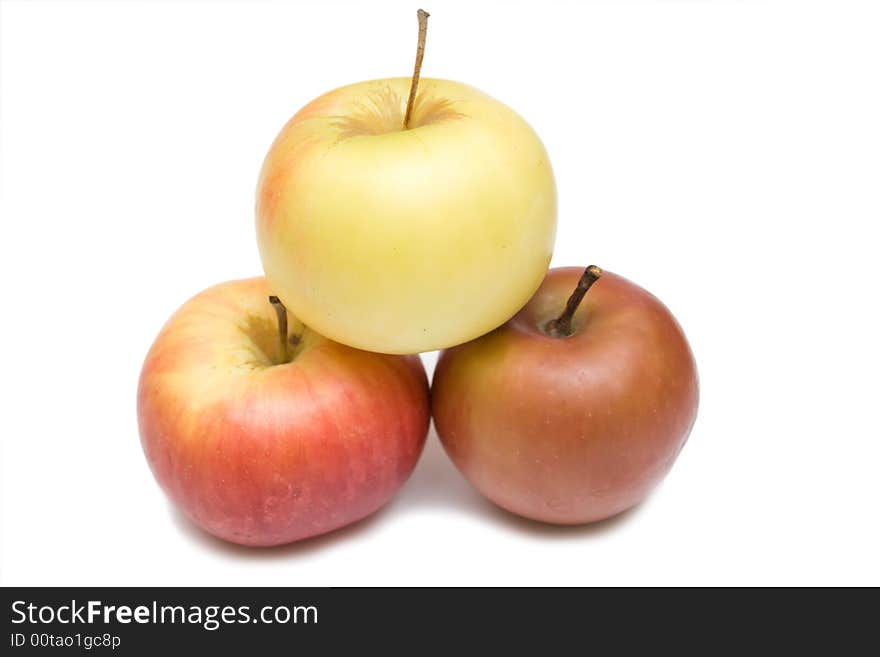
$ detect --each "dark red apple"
[138,277,430,546]
[431,266,698,525]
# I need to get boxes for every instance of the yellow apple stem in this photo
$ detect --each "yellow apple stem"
[268,295,289,362]
[545,265,603,338]
[403,9,430,130]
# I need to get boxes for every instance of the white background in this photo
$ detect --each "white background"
[2,0,878,586]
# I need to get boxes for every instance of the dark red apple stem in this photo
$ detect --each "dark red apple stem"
[545,265,603,338]
[403,9,430,130]
[269,295,288,362]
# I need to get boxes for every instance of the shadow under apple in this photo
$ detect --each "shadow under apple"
[169,501,390,560]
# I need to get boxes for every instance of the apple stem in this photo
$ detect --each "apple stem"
[403,9,430,130]
[269,295,289,362]
[545,265,603,338]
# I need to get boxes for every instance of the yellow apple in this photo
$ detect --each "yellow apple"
[256,77,557,354]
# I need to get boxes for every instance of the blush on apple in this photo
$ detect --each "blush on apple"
[137,278,430,546]
[431,266,699,525]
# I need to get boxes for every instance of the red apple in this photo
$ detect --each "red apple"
[432,266,698,525]
[137,277,430,546]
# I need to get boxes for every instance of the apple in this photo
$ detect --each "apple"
[431,266,699,525]
[137,277,430,546]
[255,11,556,354]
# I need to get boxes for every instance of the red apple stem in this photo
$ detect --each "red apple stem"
[403,9,430,130]
[545,265,603,338]
[269,295,288,362]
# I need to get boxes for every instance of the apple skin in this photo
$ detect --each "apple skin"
[256,77,556,355]
[432,267,698,525]
[137,278,430,547]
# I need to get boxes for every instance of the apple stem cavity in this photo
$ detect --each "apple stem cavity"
[403,9,430,130]
[545,265,603,338]
[269,295,289,363]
